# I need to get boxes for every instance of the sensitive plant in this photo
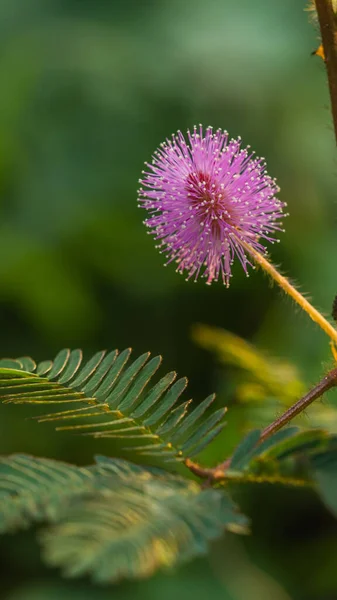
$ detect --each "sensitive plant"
[138,126,285,286]
[1,1,337,586]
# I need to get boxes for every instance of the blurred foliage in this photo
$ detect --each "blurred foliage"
[0,454,248,582]
[193,323,305,405]
[3,414,337,586]
[193,324,337,437]
[1,0,337,598]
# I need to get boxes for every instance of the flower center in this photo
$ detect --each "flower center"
[185,170,238,235]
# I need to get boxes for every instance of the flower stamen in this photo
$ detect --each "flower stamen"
[138,126,285,286]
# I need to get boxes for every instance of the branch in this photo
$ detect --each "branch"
[315,0,337,144]
[259,366,337,442]
[185,367,337,482]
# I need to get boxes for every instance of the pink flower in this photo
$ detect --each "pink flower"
[138,126,286,286]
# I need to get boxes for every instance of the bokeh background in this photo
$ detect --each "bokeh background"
[1,0,337,598]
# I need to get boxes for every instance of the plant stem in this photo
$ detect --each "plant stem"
[240,239,337,347]
[185,367,337,482]
[259,366,337,442]
[315,0,337,145]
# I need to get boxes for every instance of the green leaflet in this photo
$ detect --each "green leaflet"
[40,459,249,582]
[230,429,261,470]
[0,348,227,465]
[0,454,95,532]
[248,427,300,459]
[224,428,334,495]
[311,438,337,517]
[0,454,248,582]
[258,429,329,461]
[312,450,337,515]
[224,428,337,503]
[229,428,328,474]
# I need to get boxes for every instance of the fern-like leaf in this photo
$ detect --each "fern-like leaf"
[40,457,248,582]
[0,454,150,532]
[0,454,98,532]
[223,427,332,490]
[0,349,226,464]
[0,454,248,582]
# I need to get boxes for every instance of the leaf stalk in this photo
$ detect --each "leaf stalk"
[315,0,337,145]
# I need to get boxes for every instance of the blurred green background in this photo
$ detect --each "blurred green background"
[1,0,337,598]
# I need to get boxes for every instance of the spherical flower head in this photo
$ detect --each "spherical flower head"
[138,126,286,286]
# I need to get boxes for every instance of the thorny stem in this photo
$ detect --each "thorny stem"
[185,367,337,482]
[315,0,337,145]
[240,239,337,348]
[259,366,337,442]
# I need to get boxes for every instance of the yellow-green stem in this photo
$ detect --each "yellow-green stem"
[240,239,337,346]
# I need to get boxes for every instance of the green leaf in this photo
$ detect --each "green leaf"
[39,459,249,582]
[185,423,225,458]
[58,350,83,384]
[0,454,95,532]
[0,454,248,582]
[0,359,24,370]
[248,427,300,460]
[170,394,216,442]
[0,348,227,465]
[256,429,328,461]
[181,408,227,456]
[225,428,331,491]
[70,351,108,389]
[311,446,337,516]
[48,350,71,379]
[231,428,328,475]
[17,357,37,372]
[230,429,261,470]
[36,360,53,376]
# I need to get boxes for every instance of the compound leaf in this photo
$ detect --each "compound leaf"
[0,348,226,466]
[0,453,248,582]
